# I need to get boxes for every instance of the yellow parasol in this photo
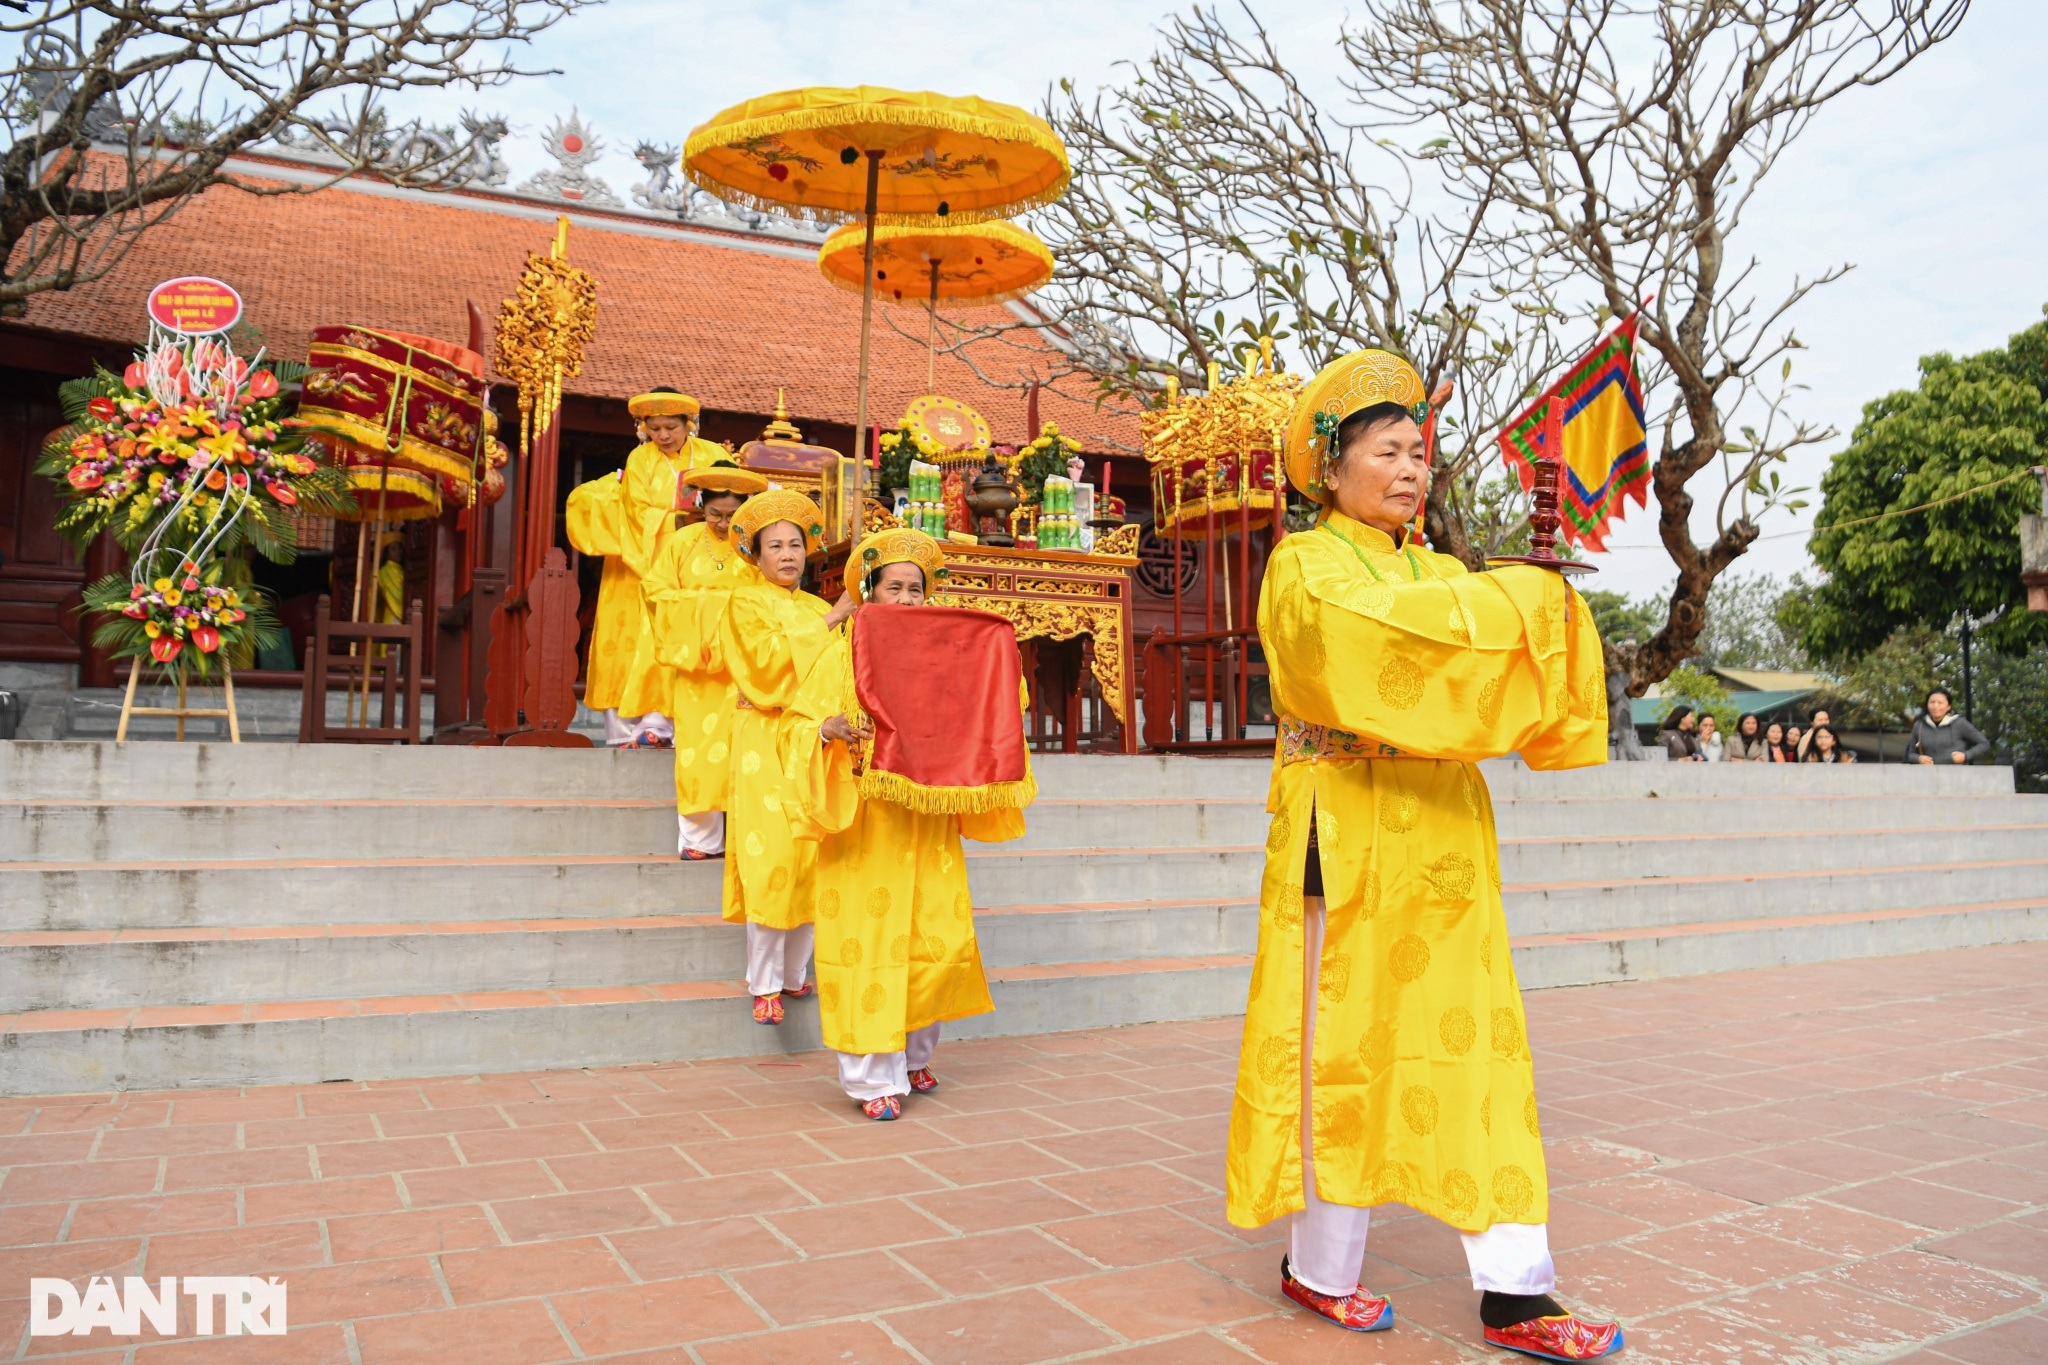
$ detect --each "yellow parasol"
[818,220,1053,393]
[683,86,1069,460]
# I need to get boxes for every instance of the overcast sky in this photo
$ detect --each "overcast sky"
[409,0,2048,595]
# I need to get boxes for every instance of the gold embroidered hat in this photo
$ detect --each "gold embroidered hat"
[731,489,825,559]
[1283,350,1428,504]
[845,527,949,602]
[683,460,769,497]
[628,389,701,419]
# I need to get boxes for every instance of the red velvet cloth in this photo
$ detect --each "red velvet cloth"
[852,604,1026,791]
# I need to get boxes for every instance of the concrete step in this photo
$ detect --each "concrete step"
[0,740,2016,805]
[3,898,1260,1011]
[11,892,2044,1093]
[0,846,1271,931]
[4,789,2041,864]
[1502,858,2048,936]
[0,953,1254,1092]
[1496,823,2048,883]
[1508,897,2048,989]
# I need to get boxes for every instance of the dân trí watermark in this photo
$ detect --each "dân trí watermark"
[30,1276,287,1337]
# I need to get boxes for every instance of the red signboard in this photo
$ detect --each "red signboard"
[146,277,242,335]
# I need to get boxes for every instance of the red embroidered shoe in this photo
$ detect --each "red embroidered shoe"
[781,981,815,999]
[1280,1256,1393,1333]
[636,731,673,750]
[751,994,784,1025]
[862,1095,902,1121]
[908,1067,938,1093]
[681,849,713,862]
[1484,1314,1624,1361]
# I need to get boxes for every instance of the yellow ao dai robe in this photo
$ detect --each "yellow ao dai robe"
[1226,511,1605,1235]
[787,630,1027,1056]
[643,520,758,814]
[719,582,831,931]
[616,437,727,720]
[564,472,635,712]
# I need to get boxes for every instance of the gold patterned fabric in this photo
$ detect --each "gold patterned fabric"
[845,527,948,601]
[566,472,635,711]
[1226,510,1605,1235]
[628,391,701,418]
[1282,350,1429,506]
[643,520,759,812]
[719,581,833,931]
[787,630,1027,1055]
[617,437,729,719]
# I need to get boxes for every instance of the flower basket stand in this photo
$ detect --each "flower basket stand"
[115,658,242,742]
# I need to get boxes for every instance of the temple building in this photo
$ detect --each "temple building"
[0,119,1185,734]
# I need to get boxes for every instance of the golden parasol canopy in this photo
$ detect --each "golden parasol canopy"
[682,86,1069,225]
[817,219,1054,305]
[684,86,1069,458]
[818,220,1054,393]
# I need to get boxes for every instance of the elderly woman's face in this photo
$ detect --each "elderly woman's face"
[870,562,926,605]
[1330,414,1427,537]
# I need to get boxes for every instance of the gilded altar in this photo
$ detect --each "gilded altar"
[934,525,1140,752]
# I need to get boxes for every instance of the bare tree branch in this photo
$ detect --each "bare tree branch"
[1,0,583,308]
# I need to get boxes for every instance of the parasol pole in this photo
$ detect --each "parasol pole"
[855,149,882,483]
[926,258,941,396]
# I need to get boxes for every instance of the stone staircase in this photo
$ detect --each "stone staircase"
[0,742,2042,1093]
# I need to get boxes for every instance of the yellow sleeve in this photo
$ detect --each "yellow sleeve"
[564,474,622,557]
[619,443,678,581]
[722,589,832,711]
[1260,532,1605,770]
[786,630,863,838]
[641,527,699,672]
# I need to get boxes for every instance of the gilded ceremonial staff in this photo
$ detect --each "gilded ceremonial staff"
[484,217,599,745]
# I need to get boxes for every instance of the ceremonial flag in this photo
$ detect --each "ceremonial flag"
[1500,313,1649,551]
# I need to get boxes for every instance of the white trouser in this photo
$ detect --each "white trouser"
[604,710,673,745]
[836,1022,941,1101]
[679,811,725,854]
[746,922,814,997]
[1289,895,1556,1300]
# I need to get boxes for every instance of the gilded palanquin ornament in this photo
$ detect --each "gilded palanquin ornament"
[1143,342,1301,538]
[494,221,599,472]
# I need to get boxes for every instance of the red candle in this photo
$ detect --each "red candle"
[1101,460,1112,501]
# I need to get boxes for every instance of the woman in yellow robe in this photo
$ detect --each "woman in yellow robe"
[1229,351,1621,1361]
[565,469,635,714]
[720,489,840,1023]
[643,462,768,858]
[610,388,729,746]
[787,529,1031,1121]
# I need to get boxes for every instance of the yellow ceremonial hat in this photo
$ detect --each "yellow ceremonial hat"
[1283,349,1429,504]
[846,527,948,602]
[628,389,701,419]
[683,461,769,497]
[731,489,825,559]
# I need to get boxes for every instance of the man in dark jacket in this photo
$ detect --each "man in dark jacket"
[1908,688,1991,765]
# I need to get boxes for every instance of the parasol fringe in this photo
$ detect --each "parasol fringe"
[298,407,477,487]
[855,766,1037,816]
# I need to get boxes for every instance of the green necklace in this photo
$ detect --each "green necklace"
[1322,522,1422,583]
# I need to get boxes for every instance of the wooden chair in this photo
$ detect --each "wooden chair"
[298,594,425,743]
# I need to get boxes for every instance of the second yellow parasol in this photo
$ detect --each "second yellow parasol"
[817,220,1054,393]
[684,86,1069,460]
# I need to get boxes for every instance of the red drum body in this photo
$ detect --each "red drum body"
[300,326,488,521]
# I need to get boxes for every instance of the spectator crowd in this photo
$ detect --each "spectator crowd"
[1632,689,1990,766]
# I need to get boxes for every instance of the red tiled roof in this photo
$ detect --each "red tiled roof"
[6,160,1140,453]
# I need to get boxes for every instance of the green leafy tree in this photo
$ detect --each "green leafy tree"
[1658,665,1739,735]
[1797,310,2048,663]
[1696,573,1810,671]
[1584,590,1664,650]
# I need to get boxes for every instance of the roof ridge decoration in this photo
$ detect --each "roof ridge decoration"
[518,111,621,208]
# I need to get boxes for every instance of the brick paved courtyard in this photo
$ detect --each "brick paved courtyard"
[1,942,2044,1364]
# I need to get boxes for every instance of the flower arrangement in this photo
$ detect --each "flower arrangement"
[80,558,281,679]
[43,332,350,685]
[39,338,353,561]
[1010,422,1083,508]
[877,424,946,497]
